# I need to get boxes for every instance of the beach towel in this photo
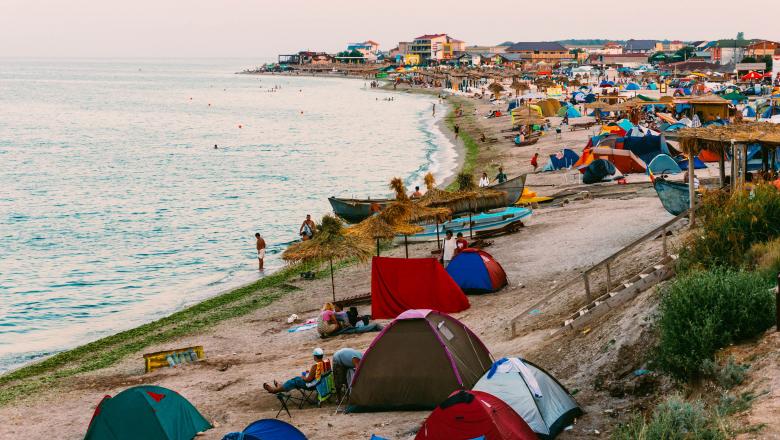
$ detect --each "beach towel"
[287,323,317,333]
[322,323,382,338]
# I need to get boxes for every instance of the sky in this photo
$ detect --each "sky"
[2,0,779,58]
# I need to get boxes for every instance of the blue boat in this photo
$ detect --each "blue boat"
[653,177,689,216]
[396,207,532,243]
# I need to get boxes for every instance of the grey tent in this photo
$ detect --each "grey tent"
[473,357,582,439]
[348,309,492,412]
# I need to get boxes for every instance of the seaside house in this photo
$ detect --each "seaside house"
[623,39,657,54]
[746,40,780,58]
[655,40,685,53]
[600,42,624,55]
[299,51,334,65]
[709,39,750,65]
[591,53,649,68]
[504,42,573,65]
[464,45,508,55]
[404,34,465,64]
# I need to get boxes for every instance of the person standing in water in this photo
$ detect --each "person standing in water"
[432,103,436,117]
[255,233,266,270]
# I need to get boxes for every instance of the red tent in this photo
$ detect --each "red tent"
[371,257,469,319]
[741,71,763,81]
[591,148,646,173]
[415,390,537,440]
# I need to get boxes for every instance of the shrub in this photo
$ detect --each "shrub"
[655,270,775,380]
[679,185,780,272]
[745,237,780,280]
[612,396,725,440]
[700,357,749,389]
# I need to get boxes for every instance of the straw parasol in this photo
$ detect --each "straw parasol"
[488,81,505,99]
[510,77,524,98]
[381,177,451,256]
[346,214,423,256]
[283,215,372,302]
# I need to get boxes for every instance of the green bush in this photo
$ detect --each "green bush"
[679,185,780,272]
[656,270,775,380]
[612,396,725,440]
[745,237,780,280]
[700,357,749,389]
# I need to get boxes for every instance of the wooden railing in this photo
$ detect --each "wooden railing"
[509,208,694,338]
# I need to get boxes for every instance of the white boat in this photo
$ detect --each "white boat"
[395,207,533,243]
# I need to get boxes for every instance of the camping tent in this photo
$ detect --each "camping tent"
[676,156,707,170]
[84,386,211,440]
[591,148,646,173]
[582,159,616,184]
[622,134,669,165]
[473,358,583,440]
[557,105,582,118]
[222,420,307,440]
[541,149,580,172]
[414,390,537,440]
[349,310,492,412]
[625,82,641,90]
[446,249,507,294]
[648,154,682,176]
[371,257,469,319]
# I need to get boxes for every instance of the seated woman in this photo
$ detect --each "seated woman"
[263,348,327,394]
[317,303,341,337]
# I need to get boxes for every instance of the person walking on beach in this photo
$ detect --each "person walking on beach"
[454,124,460,140]
[479,172,490,188]
[255,232,266,270]
[531,153,540,172]
[432,103,436,117]
[441,231,456,268]
[495,167,508,184]
[300,214,316,241]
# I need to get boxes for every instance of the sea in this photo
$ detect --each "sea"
[0,58,457,373]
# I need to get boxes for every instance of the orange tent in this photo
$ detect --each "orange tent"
[591,148,646,173]
[698,149,721,162]
[574,148,595,171]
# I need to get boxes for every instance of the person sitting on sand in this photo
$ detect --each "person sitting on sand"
[263,348,327,394]
[317,302,341,337]
[300,214,316,240]
[410,186,423,199]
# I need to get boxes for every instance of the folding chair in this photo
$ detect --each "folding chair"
[275,364,335,418]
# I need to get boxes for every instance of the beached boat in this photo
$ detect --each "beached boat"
[329,175,526,223]
[653,177,689,216]
[327,197,393,224]
[395,206,532,243]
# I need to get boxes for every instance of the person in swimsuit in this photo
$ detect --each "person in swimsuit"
[300,214,316,240]
[255,232,266,270]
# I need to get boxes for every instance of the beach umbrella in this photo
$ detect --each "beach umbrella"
[488,81,505,99]
[381,177,450,257]
[283,215,372,302]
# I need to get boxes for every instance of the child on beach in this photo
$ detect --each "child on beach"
[531,153,539,172]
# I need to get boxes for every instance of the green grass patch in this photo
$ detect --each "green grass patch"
[612,396,726,440]
[0,260,330,406]
[444,99,479,190]
[655,269,775,381]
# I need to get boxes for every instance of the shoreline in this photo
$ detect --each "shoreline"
[0,81,465,389]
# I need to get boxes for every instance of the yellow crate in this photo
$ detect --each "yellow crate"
[143,345,204,373]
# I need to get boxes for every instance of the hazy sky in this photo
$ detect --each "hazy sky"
[2,0,778,58]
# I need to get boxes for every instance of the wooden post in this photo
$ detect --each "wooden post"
[731,141,737,190]
[662,226,668,257]
[469,212,473,239]
[329,258,336,303]
[742,144,748,188]
[436,221,441,250]
[688,153,695,227]
[718,149,726,188]
[584,272,591,302]
[777,272,780,332]
[606,262,612,293]
[376,238,380,256]
[404,235,409,258]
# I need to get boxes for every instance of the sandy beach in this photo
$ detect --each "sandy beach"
[2,83,778,440]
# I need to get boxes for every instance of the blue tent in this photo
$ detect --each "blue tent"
[542,149,580,171]
[446,249,507,294]
[676,156,707,170]
[623,134,669,165]
[648,154,682,176]
[507,100,520,112]
[625,82,641,91]
[743,106,756,118]
[600,80,615,87]
[761,106,780,118]
[557,106,582,118]
[647,82,658,90]
[223,419,307,440]
[664,122,687,132]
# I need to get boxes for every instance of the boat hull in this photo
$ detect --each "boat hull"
[395,207,533,243]
[653,177,689,216]
[328,197,392,224]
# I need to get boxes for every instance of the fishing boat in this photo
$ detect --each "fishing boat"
[329,175,526,224]
[653,177,689,216]
[395,206,533,243]
[327,197,393,224]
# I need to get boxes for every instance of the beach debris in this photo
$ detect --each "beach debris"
[144,346,204,372]
[633,369,651,377]
[529,309,541,316]
[287,313,299,323]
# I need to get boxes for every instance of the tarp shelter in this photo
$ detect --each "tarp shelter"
[582,159,616,184]
[721,91,748,103]
[446,249,507,294]
[414,390,537,440]
[622,134,669,164]
[648,154,682,176]
[676,156,707,170]
[85,386,212,440]
[349,310,493,412]
[473,358,583,440]
[592,148,646,173]
[542,149,580,172]
[222,419,307,440]
[371,257,469,319]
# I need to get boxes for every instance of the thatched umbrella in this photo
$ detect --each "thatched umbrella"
[382,177,451,256]
[346,214,423,256]
[510,77,524,98]
[283,215,372,302]
[488,81,505,99]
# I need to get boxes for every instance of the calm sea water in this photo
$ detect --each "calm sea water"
[0,59,456,372]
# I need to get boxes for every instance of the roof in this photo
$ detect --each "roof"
[624,39,657,51]
[498,53,527,62]
[507,41,568,52]
[714,39,751,48]
[497,41,515,47]
[414,34,446,40]
[364,40,379,45]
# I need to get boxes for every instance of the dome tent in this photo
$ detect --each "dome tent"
[473,358,583,439]
[348,310,492,412]
[415,390,537,440]
[221,419,307,440]
[446,249,507,294]
[84,385,211,440]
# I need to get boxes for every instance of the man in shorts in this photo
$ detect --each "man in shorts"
[255,232,266,270]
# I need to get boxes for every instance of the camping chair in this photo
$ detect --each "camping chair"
[334,367,356,414]
[275,369,336,418]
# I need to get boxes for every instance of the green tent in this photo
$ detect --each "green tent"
[721,91,748,103]
[85,385,211,440]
